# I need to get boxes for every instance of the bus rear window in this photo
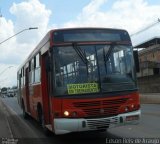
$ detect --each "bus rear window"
[53,29,130,43]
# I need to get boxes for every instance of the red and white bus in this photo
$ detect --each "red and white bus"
[17,28,141,135]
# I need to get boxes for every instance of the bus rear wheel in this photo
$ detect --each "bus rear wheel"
[22,101,29,119]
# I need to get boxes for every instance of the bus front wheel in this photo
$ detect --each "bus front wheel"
[37,106,51,136]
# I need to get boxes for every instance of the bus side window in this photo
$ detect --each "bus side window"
[21,68,23,87]
[31,58,35,83]
[35,54,41,83]
[29,61,32,84]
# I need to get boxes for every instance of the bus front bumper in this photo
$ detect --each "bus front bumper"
[54,110,141,135]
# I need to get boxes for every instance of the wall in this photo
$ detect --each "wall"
[138,75,160,93]
[139,44,160,63]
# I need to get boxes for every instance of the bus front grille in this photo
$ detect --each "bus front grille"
[73,101,100,107]
[103,98,128,105]
[83,106,119,117]
[73,98,128,117]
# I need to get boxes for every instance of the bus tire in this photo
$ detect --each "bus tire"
[22,100,29,119]
[37,106,51,136]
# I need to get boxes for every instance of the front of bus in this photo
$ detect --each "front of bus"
[50,28,141,134]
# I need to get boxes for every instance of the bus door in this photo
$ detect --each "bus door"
[25,67,30,113]
[41,53,52,125]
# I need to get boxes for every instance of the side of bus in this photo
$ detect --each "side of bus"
[17,31,53,132]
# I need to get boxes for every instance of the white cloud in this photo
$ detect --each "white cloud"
[0,0,51,87]
[0,17,15,62]
[10,0,51,43]
[81,0,107,16]
[1,0,160,87]
[63,0,160,46]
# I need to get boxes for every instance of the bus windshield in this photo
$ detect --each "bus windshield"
[52,44,136,96]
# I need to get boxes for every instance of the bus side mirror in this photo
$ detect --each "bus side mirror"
[133,50,140,73]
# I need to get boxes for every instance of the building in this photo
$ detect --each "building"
[135,37,160,77]
[134,37,160,93]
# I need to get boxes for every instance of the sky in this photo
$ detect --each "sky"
[0,0,160,87]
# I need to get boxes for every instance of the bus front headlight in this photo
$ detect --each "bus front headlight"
[64,111,70,116]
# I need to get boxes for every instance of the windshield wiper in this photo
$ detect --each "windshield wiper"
[72,43,89,74]
[103,42,115,62]
[103,42,116,74]
[72,43,88,64]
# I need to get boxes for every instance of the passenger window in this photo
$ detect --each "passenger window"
[35,54,41,83]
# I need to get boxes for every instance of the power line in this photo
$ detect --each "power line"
[131,18,160,37]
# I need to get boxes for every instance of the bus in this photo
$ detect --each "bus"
[17,28,141,135]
